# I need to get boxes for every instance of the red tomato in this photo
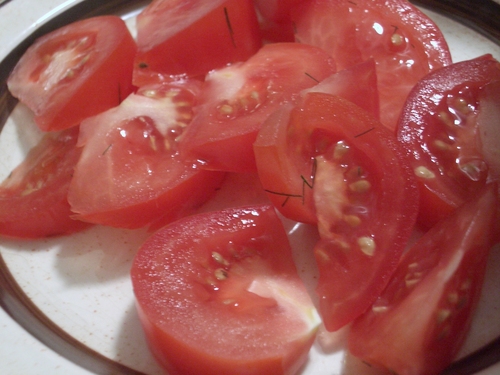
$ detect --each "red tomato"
[133,0,262,83]
[348,183,499,375]
[254,61,380,224]
[68,79,225,229]
[0,127,89,238]
[179,43,337,173]
[397,55,500,228]
[131,205,320,375]
[7,16,136,132]
[256,93,419,331]
[291,0,452,131]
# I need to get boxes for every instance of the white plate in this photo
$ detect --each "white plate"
[1,1,500,374]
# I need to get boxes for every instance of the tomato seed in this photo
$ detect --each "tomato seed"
[414,166,436,179]
[358,236,375,256]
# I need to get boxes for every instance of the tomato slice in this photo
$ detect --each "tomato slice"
[131,205,320,375]
[254,61,380,224]
[68,79,225,230]
[179,42,336,173]
[397,55,500,228]
[0,127,89,238]
[348,183,499,375]
[257,93,418,331]
[7,16,136,132]
[291,0,452,131]
[133,0,262,83]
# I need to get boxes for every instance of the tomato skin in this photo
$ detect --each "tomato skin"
[68,80,225,230]
[131,205,319,375]
[7,16,136,132]
[291,0,452,131]
[133,0,262,81]
[179,42,337,173]
[397,55,500,228]
[348,183,499,375]
[0,127,89,238]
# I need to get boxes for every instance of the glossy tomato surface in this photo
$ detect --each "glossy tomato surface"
[68,79,225,229]
[348,184,499,375]
[0,127,89,238]
[7,16,136,132]
[397,55,500,228]
[291,0,452,131]
[131,205,320,375]
[254,61,379,224]
[133,0,262,82]
[179,42,336,173]
[256,92,419,331]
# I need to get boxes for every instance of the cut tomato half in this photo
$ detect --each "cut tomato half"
[131,205,320,375]
[0,127,89,238]
[397,55,500,228]
[348,183,499,375]
[7,16,136,131]
[68,79,225,229]
[291,0,452,131]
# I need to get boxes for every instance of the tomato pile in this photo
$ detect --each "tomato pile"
[1,0,500,374]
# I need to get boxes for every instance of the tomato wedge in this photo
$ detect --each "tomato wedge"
[68,80,225,229]
[254,62,380,226]
[133,0,262,83]
[397,55,500,228]
[291,0,452,131]
[179,42,336,173]
[348,183,499,375]
[256,92,418,331]
[0,127,89,238]
[7,16,136,132]
[131,205,320,375]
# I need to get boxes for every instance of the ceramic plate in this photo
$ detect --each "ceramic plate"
[0,0,500,374]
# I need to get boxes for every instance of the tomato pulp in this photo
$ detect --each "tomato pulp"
[397,55,500,228]
[291,0,452,131]
[0,127,89,238]
[68,79,225,229]
[348,184,499,375]
[256,92,419,331]
[7,16,136,132]
[131,205,320,375]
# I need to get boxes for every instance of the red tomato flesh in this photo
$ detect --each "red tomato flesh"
[68,80,225,229]
[0,127,89,238]
[179,42,336,173]
[131,205,320,375]
[133,0,262,82]
[7,16,136,132]
[397,55,500,228]
[348,183,499,375]
[255,93,418,331]
[291,0,452,131]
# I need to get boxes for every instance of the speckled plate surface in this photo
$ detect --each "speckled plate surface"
[0,1,500,374]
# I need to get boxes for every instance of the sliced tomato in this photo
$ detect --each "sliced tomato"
[348,183,499,375]
[7,16,136,132]
[131,205,320,375]
[68,79,225,230]
[397,55,500,228]
[133,0,262,83]
[179,42,336,173]
[291,0,452,131]
[254,61,380,224]
[257,93,418,331]
[0,127,89,238]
